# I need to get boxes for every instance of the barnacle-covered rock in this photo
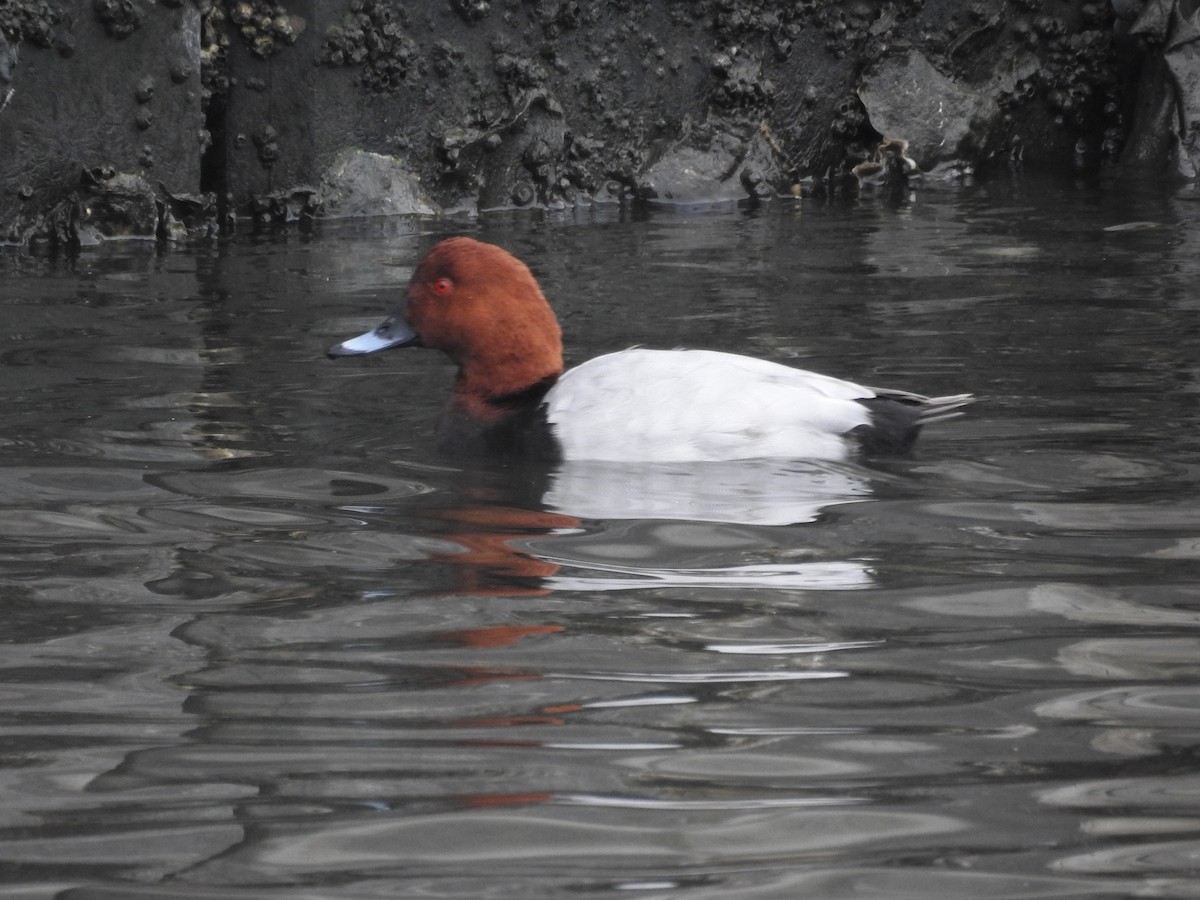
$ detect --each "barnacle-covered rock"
[318,1,417,93]
[93,0,143,40]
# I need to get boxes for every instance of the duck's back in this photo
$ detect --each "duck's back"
[544,348,875,462]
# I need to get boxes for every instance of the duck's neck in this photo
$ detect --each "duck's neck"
[439,372,562,459]
[448,336,563,423]
[450,370,560,423]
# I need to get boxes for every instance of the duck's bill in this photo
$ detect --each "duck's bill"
[327,316,418,358]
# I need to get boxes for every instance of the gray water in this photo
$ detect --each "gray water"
[2,176,1200,899]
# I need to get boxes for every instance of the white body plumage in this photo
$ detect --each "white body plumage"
[545,348,877,461]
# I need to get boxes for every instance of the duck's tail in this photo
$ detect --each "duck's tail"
[854,390,976,455]
[885,390,976,425]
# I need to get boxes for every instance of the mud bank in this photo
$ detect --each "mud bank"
[0,0,1190,246]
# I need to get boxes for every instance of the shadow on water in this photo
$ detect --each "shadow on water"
[2,177,1200,897]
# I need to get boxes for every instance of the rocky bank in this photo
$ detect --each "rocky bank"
[0,0,1193,246]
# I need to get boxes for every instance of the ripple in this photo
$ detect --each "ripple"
[673,868,1149,899]
[560,669,846,684]
[0,466,161,502]
[1039,776,1200,811]
[540,741,683,751]
[541,558,873,592]
[0,435,108,459]
[707,725,866,736]
[908,582,1200,628]
[150,467,435,504]
[705,639,882,655]
[1052,838,1200,874]
[1036,685,1200,727]
[56,868,1150,900]
[545,459,872,525]
[209,530,444,571]
[179,806,965,877]
[559,792,864,810]
[0,507,163,539]
[1081,817,1200,837]
[1057,638,1200,680]
[924,500,1200,533]
[583,693,697,709]
[101,345,244,366]
[1103,220,1165,232]
[0,822,239,868]
[930,451,1183,493]
[615,749,866,780]
[139,503,334,532]
[1029,583,1200,627]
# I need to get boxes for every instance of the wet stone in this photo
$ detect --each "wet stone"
[858,49,1001,170]
[313,148,440,219]
[0,0,1180,235]
[637,126,780,204]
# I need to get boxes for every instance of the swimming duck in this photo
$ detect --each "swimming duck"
[328,236,972,461]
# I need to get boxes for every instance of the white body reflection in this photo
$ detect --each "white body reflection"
[543,458,873,526]
[525,458,877,593]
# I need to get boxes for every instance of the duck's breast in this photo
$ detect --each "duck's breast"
[543,348,874,462]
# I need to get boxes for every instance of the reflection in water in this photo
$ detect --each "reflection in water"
[545,457,872,525]
[3,184,1200,897]
[424,505,577,596]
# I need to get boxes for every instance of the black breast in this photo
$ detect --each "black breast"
[436,378,563,461]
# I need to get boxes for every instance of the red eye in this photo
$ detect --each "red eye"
[432,277,453,295]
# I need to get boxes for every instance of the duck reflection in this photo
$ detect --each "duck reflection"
[546,458,872,526]
[425,505,578,598]
[430,457,876,599]
[76,455,880,878]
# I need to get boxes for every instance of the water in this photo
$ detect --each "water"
[2,176,1200,898]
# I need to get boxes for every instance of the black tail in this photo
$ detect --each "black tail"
[853,391,974,455]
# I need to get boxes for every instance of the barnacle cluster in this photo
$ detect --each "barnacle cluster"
[200,1,231,112]
[0,0,63,47]
[998,5,1121,139]
[319,0,418,93]
[710,50,773,112]
[1042,24,1120,129]
[93,0,143,40]
[697,0,923,61]
[494,48,549,96]
[226,0,299,58]
[451,0,490,24]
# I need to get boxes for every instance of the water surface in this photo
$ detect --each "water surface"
[3,177,1200,898]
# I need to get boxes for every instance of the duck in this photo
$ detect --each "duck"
[327,236,972,462]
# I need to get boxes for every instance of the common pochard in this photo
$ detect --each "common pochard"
[328,236,972,461]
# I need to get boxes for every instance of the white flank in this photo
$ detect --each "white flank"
[544,348,875,462]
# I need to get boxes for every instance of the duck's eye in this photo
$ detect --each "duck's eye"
[432,277,453,295]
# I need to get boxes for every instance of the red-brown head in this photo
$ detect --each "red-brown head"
[329,237,564,413]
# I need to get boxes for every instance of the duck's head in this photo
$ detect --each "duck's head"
[328,236,564,399]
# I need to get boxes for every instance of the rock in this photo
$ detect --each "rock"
[73,170,159,244]
[858,50,1000,171]
[427,94,583,212]
[17,168,161,248]
[158,185,219,241]
[636,125,781,204]
[1125,0,1200,177]
[6,167,216,247]
[0,32,17,90]
[0,2,202,244]
[0,0,1165,239]
[314,148,439,218]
